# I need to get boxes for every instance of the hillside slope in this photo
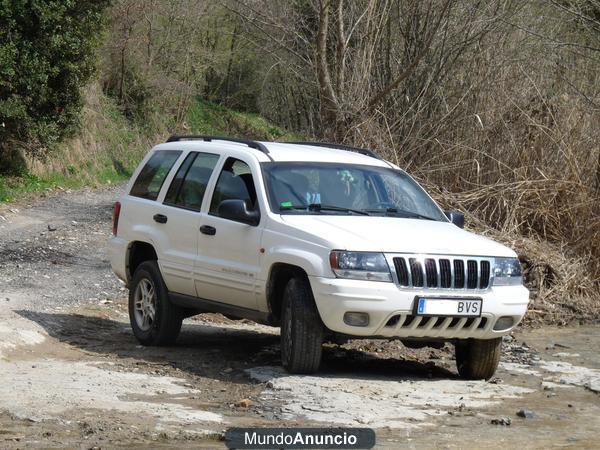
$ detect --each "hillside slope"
[0,88,298,202]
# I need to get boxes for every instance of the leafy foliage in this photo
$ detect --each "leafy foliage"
[0,0,109,174]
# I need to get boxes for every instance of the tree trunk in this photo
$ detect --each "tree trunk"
[316,0,338,136]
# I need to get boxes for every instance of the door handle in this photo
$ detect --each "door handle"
[153,214,168,224]
[200,225,216,236]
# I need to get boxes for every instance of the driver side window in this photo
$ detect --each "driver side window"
[209,158,258,216]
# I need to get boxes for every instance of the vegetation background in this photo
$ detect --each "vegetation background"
[0,0,598,324]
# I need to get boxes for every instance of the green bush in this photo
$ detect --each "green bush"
[0,0,109,174]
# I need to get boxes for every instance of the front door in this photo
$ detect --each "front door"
[194,157,263,310]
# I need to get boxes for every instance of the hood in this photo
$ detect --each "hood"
[280,215,516,257]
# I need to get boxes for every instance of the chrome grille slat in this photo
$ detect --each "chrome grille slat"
[391,255,492,291]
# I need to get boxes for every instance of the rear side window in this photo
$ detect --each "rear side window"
[164,152,220,211]
[130,150,181,200]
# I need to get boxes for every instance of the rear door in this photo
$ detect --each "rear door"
[194,156,264,309]
[159,151,221,295]
[124,149,183,285]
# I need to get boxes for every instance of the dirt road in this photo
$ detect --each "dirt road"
[0,186,598,449]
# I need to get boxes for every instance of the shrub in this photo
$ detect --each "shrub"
[0,0,109,174]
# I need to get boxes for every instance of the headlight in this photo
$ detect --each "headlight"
[493,257,523,286]
[329,251,392,282]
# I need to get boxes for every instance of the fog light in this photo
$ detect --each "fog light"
[493,316,514,331]
[343,312,369,327]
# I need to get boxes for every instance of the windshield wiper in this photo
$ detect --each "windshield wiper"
[363,207,437,221]
[282,203,370,216]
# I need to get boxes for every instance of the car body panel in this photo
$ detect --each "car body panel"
[279,215,516,257]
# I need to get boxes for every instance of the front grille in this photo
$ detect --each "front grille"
[480,260,490,289]
[394,257,409,285]
[425,258,437,287]
[385,314,488,331]
[439,259,451,288]
[392,255,492,290]
[381,313,490,338]
[409,258,424,287]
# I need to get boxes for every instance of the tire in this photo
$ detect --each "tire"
[129,260,183,346]
[455,338,502,380]
[280,276,324,374]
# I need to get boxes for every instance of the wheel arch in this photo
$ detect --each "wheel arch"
[127,241,158,282]
[266,262,311,324]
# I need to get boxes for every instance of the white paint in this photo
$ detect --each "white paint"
[247,366,533,428]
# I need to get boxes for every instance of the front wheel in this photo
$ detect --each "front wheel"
[129,261,183,346]
[455,338,502,380]
[280,277,324,374]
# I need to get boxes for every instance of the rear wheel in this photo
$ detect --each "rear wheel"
[129,261,182,346]
[455,338,502,380]
[280,277,324,374]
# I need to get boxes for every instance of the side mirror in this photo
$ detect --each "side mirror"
[445,210,465,228]
[218,199,260,226]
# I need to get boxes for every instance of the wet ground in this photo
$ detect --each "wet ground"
[0,186,598,449]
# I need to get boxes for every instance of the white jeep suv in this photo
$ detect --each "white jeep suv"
[110,136,529,379]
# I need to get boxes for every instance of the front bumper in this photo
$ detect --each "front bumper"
[309,276,529,340]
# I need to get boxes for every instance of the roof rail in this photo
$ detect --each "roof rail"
[284,141,383,160]
[166,135,271,157]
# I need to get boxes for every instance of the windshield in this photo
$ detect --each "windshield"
[263,162,447,221]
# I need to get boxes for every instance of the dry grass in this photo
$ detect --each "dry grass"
[350,88,600,327]
[419,180,600,327]
[27,84,169,183]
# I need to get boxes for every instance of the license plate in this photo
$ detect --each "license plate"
[416,297,482,317]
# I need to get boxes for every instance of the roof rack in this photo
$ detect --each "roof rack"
[284,141,383,160]
[166,135,271,158]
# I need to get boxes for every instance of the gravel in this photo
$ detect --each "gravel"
[0,185,125,310]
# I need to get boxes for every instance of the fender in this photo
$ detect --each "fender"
[260,245,331,280]
[125,226,161,275]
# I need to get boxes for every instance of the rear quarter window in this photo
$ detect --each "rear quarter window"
[130,150,181,200]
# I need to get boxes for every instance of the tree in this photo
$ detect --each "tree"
[0,0,109,175]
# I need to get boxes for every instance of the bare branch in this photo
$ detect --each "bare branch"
[366,0,451,111]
